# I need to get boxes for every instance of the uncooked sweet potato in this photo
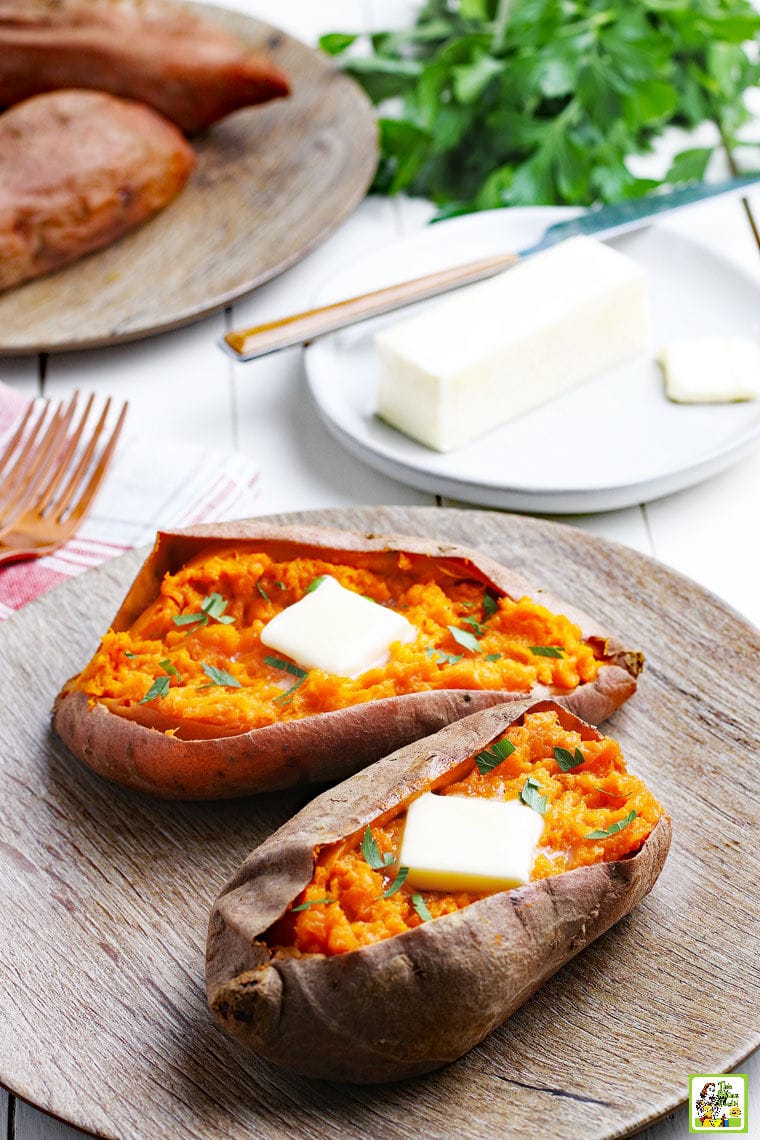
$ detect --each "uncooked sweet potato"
[52,522,644,799]
[0,89,195,291]
[206,699,671,1082]
[0,0,289,133]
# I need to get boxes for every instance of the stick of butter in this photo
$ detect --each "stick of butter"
[659,336,760,403]
[375,234,650,452]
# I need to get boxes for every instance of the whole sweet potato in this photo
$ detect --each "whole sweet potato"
[0,0,289,133]
[0,89,195,291]
[206,699,671,1082]
[52,522,643,799]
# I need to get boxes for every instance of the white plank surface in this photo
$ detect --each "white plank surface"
[1,0,758,1136]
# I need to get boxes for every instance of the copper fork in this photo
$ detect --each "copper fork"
[0,391,128,566]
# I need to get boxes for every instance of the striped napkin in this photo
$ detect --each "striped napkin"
[0,383,261,621]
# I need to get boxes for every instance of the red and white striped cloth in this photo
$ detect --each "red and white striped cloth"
[0,383,261,620]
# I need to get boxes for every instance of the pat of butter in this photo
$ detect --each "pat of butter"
[659,336,760,403]
[399,792,544,893]
[260,575,415,678]
[375,235,650,451]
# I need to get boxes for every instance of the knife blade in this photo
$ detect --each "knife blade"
[222,173,760,362]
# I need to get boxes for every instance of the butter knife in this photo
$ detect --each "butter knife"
[223,173,760,362]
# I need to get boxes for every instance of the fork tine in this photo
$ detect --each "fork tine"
[57,399,128,528]
[51,395,111,520]
[31,392,95,514]
[0,395,79,525]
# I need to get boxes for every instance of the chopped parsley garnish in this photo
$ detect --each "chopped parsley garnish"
[447,624,483,654]
[272,676,307,705]
[172,592,234,629]
[304,575,327,594]
[361,826,394,871]
[592,784,627,798]
[426,646,463,666]
[411,893,433,922]
[529,645,565,658]
[382,865,409,899]
[461,616,486,637]
[264,656,308,680]
[554,746,585,772]
[200,662,241,688]
[483,592,499,619]
[475,737,516,775]
[139,675,170,704]
[256,580,269,601]
[274,580,287,590]
[485,653,502,662]
[159,658,180,679]
[520,776,547,815]
[291,897,335,911]
[267,657,309,704]
[585,810,637,839]
[124,651,137,658]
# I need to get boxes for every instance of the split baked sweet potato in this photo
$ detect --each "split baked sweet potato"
[206,699,670,1082]
[52,522,644,799]
[0,89,195,291]
[0,0,289,133]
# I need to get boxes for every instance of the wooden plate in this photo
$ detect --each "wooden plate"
[0,506,757,1139]
[0,4,377,354]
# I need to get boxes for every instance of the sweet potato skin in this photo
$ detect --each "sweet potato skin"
[206,700,671,1082]
[0,89,194,291]
[52,522,643,799]
[0,0,289,133]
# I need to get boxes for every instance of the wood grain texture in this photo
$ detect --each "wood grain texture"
[0,505,757,1140]
[0,3,377,354]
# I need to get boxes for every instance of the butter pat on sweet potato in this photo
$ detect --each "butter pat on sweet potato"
[375,235,650,451]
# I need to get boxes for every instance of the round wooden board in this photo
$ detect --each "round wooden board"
[0,4,377,354]
[0,506,757,1140]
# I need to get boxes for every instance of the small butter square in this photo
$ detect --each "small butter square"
[260,575,415,678]
[660,336,760,403]
[399,792,544,893]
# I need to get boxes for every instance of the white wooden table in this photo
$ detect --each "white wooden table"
[1,2,758,1136]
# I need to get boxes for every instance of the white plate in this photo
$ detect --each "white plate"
[304,208,760,513]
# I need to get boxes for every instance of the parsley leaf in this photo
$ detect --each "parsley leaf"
[585,810,637,839]
[520,776,547,815]
[426,646,464,665]
[139,675,170,704]
[554,746,585,772]
[382,865,409,898]
[361,826,395,871]
[172,592,234,629]
[256,580,270,601]
[530,645,565,658]
[304,575,328,594]
[475,737,516,774]
[411,893,433,922]
[200,663,241,688]
[264,656,308,680]
[291,897,335,911]
[483,591,499,619]
[447,624,483,654]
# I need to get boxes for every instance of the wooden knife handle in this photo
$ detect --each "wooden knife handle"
[223,249,522,361]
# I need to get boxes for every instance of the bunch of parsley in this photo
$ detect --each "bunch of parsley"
[321,0,760,214]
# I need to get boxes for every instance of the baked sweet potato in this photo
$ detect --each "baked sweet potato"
[0,0,289,134]
[206,699,671,1082]
[52,522,644,799]
[0,89,195,291]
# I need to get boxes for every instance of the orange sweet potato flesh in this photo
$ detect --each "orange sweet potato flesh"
[206,699,671,1082]
[0,89,195,291]
[52,522,644,799]
[0,0,289,134]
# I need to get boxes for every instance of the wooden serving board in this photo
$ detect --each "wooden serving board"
[0,4,377,354]
[0,506,757,1140]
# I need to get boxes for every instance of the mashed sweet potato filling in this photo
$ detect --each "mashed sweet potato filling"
[268,710,664,956]
[74,548,603,733]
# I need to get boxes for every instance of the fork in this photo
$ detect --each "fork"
[0,391,128,565]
